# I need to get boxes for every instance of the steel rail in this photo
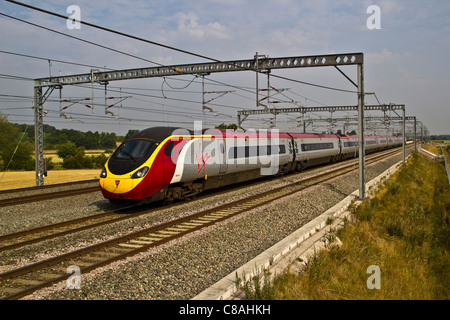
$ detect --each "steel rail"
[0,179,97,195]
[0,205,137,252]
[0,186,99,208]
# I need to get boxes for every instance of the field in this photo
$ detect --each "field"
[0,169,101,191]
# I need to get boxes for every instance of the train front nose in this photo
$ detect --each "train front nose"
[99,163,150,199]
[100,137,156,200]
[100,174,148,200]
[101,176,134,194]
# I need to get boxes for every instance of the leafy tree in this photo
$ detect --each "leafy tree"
[2,118,119,171]
[100,132,117,149]
[125,129,139,140]
[0,114,34,170]
[63,152,93,169]
[57,142,83,159]
[3,141,34,170]
[215,123,238,130]
[57,142,108,169]
[92,154,108,168]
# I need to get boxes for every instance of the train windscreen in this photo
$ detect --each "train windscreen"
[108,139,156,175]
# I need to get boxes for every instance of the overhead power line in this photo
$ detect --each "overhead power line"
[5,0,359,94]
[0,50,115,71]
[0,12,161,68]
[0,73,34,82]
[5,0,218,63]
[0,12,259,100]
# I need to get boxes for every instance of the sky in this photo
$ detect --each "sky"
[0,0,449,136]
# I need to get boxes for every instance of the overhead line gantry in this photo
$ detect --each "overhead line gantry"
[33,52,369,197]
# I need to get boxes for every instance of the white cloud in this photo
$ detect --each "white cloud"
[175,12,231,40]
[367,48,407,65]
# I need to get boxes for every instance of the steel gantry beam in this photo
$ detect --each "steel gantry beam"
[34,53,364,87]
[237,104,405,118]
[238,103,408,171]
[292,115,418,154]
[33,52,367,197]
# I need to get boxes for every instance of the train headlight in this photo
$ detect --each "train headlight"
[100,167,107,178]
[131,166,149,179]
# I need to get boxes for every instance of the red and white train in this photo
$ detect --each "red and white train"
[99,127,402,204]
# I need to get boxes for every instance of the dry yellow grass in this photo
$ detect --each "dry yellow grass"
[0,169,101,191]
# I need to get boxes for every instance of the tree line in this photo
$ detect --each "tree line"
[0,114,126,171]
[16,123,119,150]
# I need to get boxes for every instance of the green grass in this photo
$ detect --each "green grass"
[266,152,450,300]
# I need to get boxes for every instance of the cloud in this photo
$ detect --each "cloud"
[175,12,230,40]
[366,48,408,65]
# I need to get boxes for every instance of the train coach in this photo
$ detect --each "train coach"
[99,127,402,205]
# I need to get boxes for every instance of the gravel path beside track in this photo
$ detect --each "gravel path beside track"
[0,150,410,299]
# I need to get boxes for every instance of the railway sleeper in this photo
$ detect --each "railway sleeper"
[137,236,164,241]
[155,230,181,236]
[244,200,268,206]
[53,266,72,273]
[82,255,107,263]
[0,287,22,294]
[39,272,63,280]
[93,251,125,258]
[118,243,143,249]
[209,212,230,217]
[165,227,191,232]
[142,233,167,240]
[67,260,93,267]
[181,222,204,227]
[129,240,153,245]
[0,241,15,247]
[234,203,255,210]
[185,220,206,225]
[109,246,133,252]
[13,278,41,286]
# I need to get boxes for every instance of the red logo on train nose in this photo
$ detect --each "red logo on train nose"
[115,180,120,187]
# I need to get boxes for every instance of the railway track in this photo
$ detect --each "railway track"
[0,147,404,254]
[0,146,407,300]
[0,179,99,208]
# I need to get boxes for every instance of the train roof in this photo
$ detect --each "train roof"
[130,127,403,142]
[288,133,339,139]
[128,127,190,142]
